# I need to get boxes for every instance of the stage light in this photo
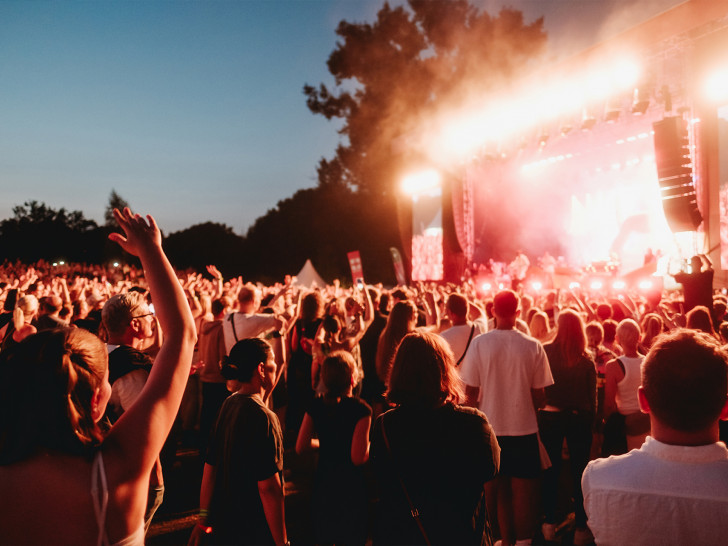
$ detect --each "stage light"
[569,282,581,289]
[632,87,650,114]
[52,262,58,267]
[639,280,653,290]
[401,169,441,196]
[590,280,603,290]
[613,280,626,290]
[59,261,65,265]
[614,59,640,89]
[705,69,728,102]
[482,282,492,291]
[531,281,543,291]
[113,262,120,267]
[604,97,621,123]
[581,108,596,130]
[498,283,504,290]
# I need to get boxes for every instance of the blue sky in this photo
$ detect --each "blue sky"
[0,0,681,234]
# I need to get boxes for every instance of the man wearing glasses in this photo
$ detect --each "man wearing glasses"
[101,290,164,534]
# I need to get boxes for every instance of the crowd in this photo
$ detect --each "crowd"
[1,210,727,545]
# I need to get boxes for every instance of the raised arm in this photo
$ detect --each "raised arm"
[104,209,197,480]
[206,265,224,300]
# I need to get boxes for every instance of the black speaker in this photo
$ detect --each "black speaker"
[652,116,702,232]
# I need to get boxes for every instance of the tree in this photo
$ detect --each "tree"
[243,183,399,284]
[164,222,246,276]
[304,1,547,198]
[104,189,130,226]
[0,201,101,262]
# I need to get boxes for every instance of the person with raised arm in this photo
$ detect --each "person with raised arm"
[0,208,196,545]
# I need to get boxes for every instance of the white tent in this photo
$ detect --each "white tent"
[294,259,327,288]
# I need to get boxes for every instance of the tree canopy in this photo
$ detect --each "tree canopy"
[304,0,547,197]
[0,201,103,263]
[104,189,130,227]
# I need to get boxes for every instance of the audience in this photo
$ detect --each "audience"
[3,243,728,545]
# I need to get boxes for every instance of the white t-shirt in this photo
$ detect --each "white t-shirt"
[460,328,553,436]
[583,436,728,546]
[615,355,644,414]
[222,312,279,354]
[440,320,487,364]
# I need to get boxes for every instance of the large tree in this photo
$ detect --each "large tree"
[304,1,547,198]
[0,201,102,263]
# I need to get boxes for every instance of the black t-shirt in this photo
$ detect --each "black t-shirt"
[309,395,371,476]
[543,344,597,414]
[674,269,714,312]
[371,403,500,545]
[205,393,283,545]
[108,345,153,385]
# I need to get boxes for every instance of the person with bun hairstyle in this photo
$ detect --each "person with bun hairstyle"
[0,208,197,545]
[191,337,287,546]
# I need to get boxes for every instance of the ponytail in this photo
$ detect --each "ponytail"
[0,328,107,464]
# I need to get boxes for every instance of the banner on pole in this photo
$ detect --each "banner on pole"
[390,247,407,286]
[347,251,364,285]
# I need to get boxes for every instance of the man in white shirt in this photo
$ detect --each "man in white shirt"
[462,290,553,546]
[439,294,486,366]
[222,285,283,355]
[582,329,728,545]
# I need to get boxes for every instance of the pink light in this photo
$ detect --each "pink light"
[639,280,653,290]
[591,280,603,290]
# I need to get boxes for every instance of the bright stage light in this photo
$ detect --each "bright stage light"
[531,281,543,291]
[639,279,653,290]
[613,280,626,290]
[614,59,640,89]
[498,283,504,290]
[705,69,728,102]
[590,280,603,290]
[482,282,491,291]
[569,282,581,289]
[401,169,441,196]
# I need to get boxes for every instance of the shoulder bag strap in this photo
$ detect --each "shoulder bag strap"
[229,313,239,343]
[380,414,432,546]
[455,324,476,367]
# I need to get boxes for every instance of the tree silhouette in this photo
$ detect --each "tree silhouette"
[104,189,131,226]
[304,0,546,197]
[0,201,101,263]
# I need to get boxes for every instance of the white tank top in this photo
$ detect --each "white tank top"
[616,355,644,414]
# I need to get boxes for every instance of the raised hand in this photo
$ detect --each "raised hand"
[108,208,162,257]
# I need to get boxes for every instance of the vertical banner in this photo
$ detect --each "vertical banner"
[347,251,364,285]
[390,247,407,286]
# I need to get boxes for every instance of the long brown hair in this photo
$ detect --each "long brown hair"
[0,328,108,464]
[376,300,417,385]
[552,309,587,366]
[387,331,464,408]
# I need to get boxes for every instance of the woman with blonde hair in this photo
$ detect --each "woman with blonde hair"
[539,309,597,544]
[371,331,499,545]
[0,294,39,352]
[0,208,196,545]
[528,310,553,343]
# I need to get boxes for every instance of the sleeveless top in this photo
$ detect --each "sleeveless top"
[92,451,145,546]
[615,356,644,415]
